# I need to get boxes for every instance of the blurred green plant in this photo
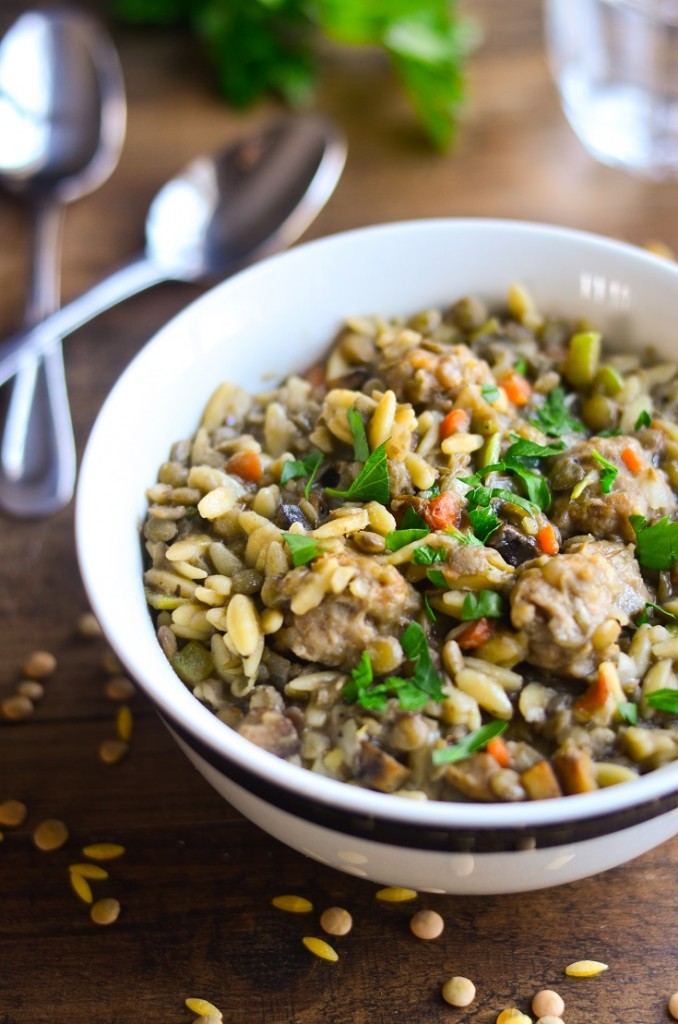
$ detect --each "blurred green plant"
[111,0,477,149]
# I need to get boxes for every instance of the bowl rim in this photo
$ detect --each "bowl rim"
[76,216,678,833]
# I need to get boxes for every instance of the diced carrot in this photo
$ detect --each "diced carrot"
[439,408,471,440]
[536,523,560,555]
[573,671,609,714]
[423,491,462,531]
[621,445,644,474]
[486,735,511,768]
[226,450,262,483]
[501,370,532,406]
[457,617,495,650]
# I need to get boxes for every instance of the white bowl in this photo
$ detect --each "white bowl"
[76,219,678,894]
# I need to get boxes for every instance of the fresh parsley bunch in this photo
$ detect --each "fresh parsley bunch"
[111,0,477,148]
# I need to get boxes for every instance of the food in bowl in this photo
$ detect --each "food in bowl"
[141,282,678,804]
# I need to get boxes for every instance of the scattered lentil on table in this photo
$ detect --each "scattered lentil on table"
[441,975,476,1007]
[409,908,444,940]
[319,906,353,936]
[531,990,565,1018]
[33,818,69,852]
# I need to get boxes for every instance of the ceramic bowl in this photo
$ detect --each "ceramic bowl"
[76,219,678,894]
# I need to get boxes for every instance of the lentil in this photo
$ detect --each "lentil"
[82,842,125,860]
[535,1017,564,1024]
[99,739,129,765]
[0,799,28,826]
[76,612,102,638]
[319,906,353,936]
[16,680,45,701]
[496,1011,532,1024]
[1,695,34,721]
[185,997,223,1018]
[668,991,678,1020]
[115,705,133,742]
[409,908,444,940]
[532,991,564,1019]
[271,894,313,913]
[69,863,109,879]
[104,676,136,702]
[33,818,69,851]
[441,976,476,1008]
[565,959,608,977]
[375,886,417,903]
[302,936,339,962]
[22,650,57,679]
[90,897,121,925]
[69,871,94,904]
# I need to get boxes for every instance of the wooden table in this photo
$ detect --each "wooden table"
[2,2,677,1021]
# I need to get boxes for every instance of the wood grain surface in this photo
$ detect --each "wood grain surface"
[1,2,677,1022]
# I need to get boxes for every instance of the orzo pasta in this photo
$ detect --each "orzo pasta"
[142,288,678,802]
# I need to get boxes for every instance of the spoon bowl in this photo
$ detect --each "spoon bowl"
[0,115,346,390]
[0,9,126,517]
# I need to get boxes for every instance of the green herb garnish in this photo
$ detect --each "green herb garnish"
[447,526,483,546]
[385,527,430,552]
[634,410,652,430]
[423,593,437,623]
[618,701,638,725]
[514,358,528,376]
[282,532,324,566]
[343,622,444,712]
[630,515,678,570]
[637,601,678,626]
[280,451,324,500]
[645,689,678,714]
[530,387,585,437]
[591,449,618,493]
[412,544,446,565]
[462,437,565,512]
[326,441,391,504]
[432,720,508,765]
[461,589,504,620]
[401,505,428,530]
[465,485,538,516]
[481,383,501,403]
[427,568,448,588]
[347,405,370,462]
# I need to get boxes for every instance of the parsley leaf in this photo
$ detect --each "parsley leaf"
[465,485,538,516]
[481,383,501,403]
[282,532,324,566]
[637,601,678,626]
[343,622,444,712]
[634,410,652,430]
[347,405,370,462]
[461,589,504,620]
[591,449,618,493]
[505,436,567,460]
[645,689,678,714]
[343,651,389,711]
[618,701,638,725]
[531,387,585,437]
[280,451,324,491]
[447,526,484,546]
[401,506,428,530]
[412,544,446,565]
[326,442,391,504]
[427,568,448,588]
[423,593,437,623]
[461,437,564,512]
[385,528,430,552]
[630,515,678,570]
[468,506,501,544]
[514,358,528,376]
[431,720,508,765]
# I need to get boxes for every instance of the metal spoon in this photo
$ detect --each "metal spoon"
[0,9,126,517]
[0,113,346,412]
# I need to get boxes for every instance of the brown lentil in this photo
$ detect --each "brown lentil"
[101,651,123,675]
[104,676,136,702]
[16,680,45,702]
[76,612,102,638]
[535,1017,564,1024]
[33,818,69,851]
[99,739,129,765]
[90,897,120,925]
[302,936,339,962]
[409,908,444,940]
[669,992,678,1021]
[0,799,28,826]
[271,894,313,913]
[82,842,125,860]
[442,976,476,1008]
[319,906,353,936]
[532,991,565,1019]
[22,650,57,679]
[1,694,34,721]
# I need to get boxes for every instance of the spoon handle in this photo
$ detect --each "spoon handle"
[0,256,170,390]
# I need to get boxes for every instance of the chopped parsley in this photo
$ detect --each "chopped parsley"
[385,527,430,552]
[280,450,324,499]
[412,545,446,565]
[401,506,428,530]
[468,505,501,544]
[465,484,538,516]
[427,568,448,588]
[618,701,638,725]
[591,448,618,493]
[645,689,678,714]
[343,622,444,712]
[432,720,508,765]
[637,601,678,626]
[282,532,324,566]
[630,515,678,570]
[461,589,504,620]
[634,409,652,430]
[326,441,390,504]
[481,383,501,403]
[462,437,565,512]
[530,387,585,437]
[347,405,370,462]
[514,358,528,376]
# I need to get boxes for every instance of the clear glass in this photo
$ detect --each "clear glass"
[545,0,678,181]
